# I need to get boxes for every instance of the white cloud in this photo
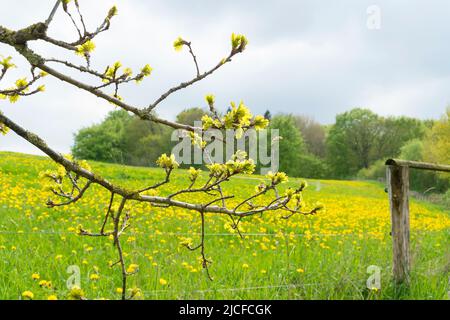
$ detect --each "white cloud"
[359,77,450,118]
[1,0,450,154]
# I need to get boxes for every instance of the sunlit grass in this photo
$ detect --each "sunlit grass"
[0,151,448,300]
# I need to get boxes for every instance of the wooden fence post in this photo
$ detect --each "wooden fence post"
[385,159,449,286]
[386,164,410,285]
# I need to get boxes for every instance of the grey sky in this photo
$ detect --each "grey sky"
[1,0,449,155]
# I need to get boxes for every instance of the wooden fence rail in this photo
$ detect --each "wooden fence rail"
[385,158,450,285]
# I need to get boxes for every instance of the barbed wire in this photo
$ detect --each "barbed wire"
[0,229,444,238]
[142,283,324,296]
[0,230,371,237]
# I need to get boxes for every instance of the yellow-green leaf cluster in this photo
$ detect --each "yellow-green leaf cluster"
[201,99,269,134]
[0,56,15,70]
[201,114,222,131]
[231,33,248,52]
[188,167,201,182]
[38,155,91,192]
[205,94,215,106]
[225,157,255,175]
[15,78,28,89]
[266,171,288,185]
[141,64,153,77]
[224,101,252,129]
[0,121,9,135]
[189,132,207,149]
[173,37,186,52]
[207,163,227,179]
[207,151,255,178]
[7,94,19,103]
[104,61,123,82]
[253,115,269,131]
[156,154,179,170]
[76,40,96,56]
[4,77,30,104]
[135,64,153,83]
[107,5,118,19]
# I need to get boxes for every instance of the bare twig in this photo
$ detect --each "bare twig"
[147,52,235,111]
[45,0,62,27]
[46,181,91,208]
[186,42,200,77]
[100,192,115,234]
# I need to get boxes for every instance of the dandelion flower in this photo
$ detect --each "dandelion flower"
[68,286,85,300]
[90,274,100,281]
[39,280,52,288]
[126,264,139,274]
[22,291,34,300]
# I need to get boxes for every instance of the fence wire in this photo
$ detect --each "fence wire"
[0,230,365,237]
[142,283,323,296]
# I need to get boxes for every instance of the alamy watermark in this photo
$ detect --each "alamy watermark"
[367,5,382,30]
[66,265,81,290]
[170,121,280,174]
[366,265,382,291]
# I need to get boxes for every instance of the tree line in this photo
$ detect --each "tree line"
[72,107,449,193]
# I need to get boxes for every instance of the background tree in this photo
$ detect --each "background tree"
[73,108,208,167]
[327,108,426,178]
[270,115,305,177]
[423,108,450,165]
[358,138,449,193]
[264,109,272,120]
[326,108,380,178]
[268,114,327,178]
[121,116,172,167]
[397,139,447,192]
[374,116,425,158]
[72,110,131,164]
[293,115,327,158]
[356,108,449,194]
[176,107,207,126]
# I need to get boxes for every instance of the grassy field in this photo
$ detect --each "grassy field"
[0,151,449,300]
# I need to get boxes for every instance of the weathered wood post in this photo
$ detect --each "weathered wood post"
[386,163,410,285]
[385,159,450,286]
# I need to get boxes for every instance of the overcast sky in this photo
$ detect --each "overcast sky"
[1,0,450,154]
